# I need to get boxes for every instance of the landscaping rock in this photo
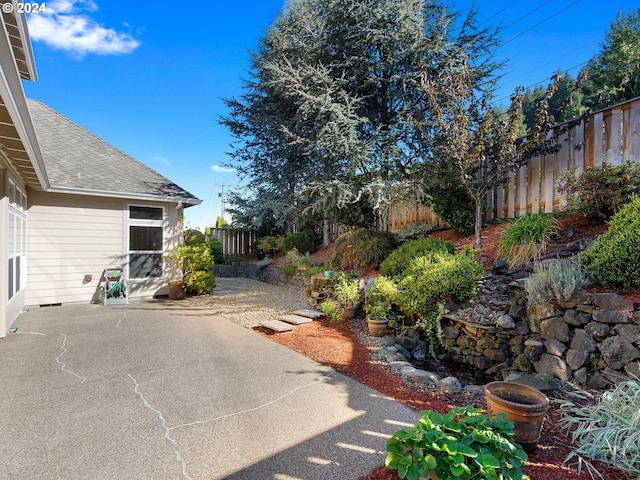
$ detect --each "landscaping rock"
[508,304,527,321]
[530,303,563,322]
[438,376,463,393]
[492,260,509,275]
[396,335,417,351]
[624,361,640,378]
[540,317,570,342]
[573,368,588,386]
[570,329,596,352]
[614,324,640,343]
[497,314,516,329]
[564,309,591,327]
[588,372,611,389]
[591,293,634,311]
[566,349,590,370]
[544,338,566,357]
[592,310,631,325]
[585,321,611,339]
[534,354,572,381]
[599,337,640,370]
[410,369,440,386]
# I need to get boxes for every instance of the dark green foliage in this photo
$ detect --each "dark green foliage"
[207,237,224,264]
[327,229,398,271]
[379,238,454,279]
[184,228,206,246]
[167,245,216,295]
[558,161,640,220]
[579,195,640,288]
[283,230,317,255]
[283,264,298,277]
[395,250,483,356]
[423,164,476,234]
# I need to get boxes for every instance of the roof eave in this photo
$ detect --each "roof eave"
[46,185,203,207]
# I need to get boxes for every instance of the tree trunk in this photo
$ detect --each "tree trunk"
[475,200,483,250]
[323,208,331,246]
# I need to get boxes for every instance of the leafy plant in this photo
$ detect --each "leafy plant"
[327,229,398,271]
[380,238,455,280]
[256,257,273,268]
[283,230,317,255]
[284,247,312,268]
[364,301,399,329]
[166,245,216,295]
[579,195,640,288]
[332,275,360,309]
[558,161,640,220]
[283,264,298,277]
[254,236,284,259]
[305,265,325,277]
[184,228,206,246]
[321,300,342,324]
[495,213,559,268]
[396,251,483,357]
[525,260,587,306]
[207,236,224,264]
[366,275,399,306]
[557,376,640,478]
[386,406,528,480]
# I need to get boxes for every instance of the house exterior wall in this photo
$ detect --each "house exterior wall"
[26,191,182,306]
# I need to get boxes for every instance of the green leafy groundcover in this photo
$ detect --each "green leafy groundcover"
[386,406,528,480]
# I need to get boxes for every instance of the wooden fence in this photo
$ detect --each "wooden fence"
[208,228,256,256]
[389,96,640,231]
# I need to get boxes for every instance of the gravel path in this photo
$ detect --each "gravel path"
[186,277,310,328]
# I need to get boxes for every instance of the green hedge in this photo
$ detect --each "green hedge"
[579,195,640,288]
[380,238,454,279]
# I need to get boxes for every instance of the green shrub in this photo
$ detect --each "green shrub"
[396,251,483,356]
[327,229,398,271]
[495,213,559,268]
[283,230,317,255]
[333,275,361,308]
[366,275,399,306]
[305,265,325,277]
[284,247,312,268]
[379,238,454,279]
[558,161,640,220]
[184,228,206,246]
[321,300,342,324]
[579,195,640,287]
[207,237,224,264]
[253,236,284,259]
[525,260,587,306]
[167,244,216,295]
[283,264,298,277]
[424,168,477,234]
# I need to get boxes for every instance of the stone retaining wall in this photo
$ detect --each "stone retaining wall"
[214,263,309,289]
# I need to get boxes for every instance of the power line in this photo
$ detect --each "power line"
[501,0,581,47]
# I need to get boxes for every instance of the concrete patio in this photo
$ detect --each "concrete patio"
[0,295,418,479]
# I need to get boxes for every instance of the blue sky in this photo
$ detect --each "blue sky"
[23,0,639,231]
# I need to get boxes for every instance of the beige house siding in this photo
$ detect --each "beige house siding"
[26,191,182,306]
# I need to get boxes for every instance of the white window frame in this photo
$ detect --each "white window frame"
[126,204,167,280]
[7,177,27,302]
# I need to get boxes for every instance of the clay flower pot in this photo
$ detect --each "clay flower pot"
[367,317,388,336]
[484,381,549,452]
[168,280,187,300]
[338,306,356,320]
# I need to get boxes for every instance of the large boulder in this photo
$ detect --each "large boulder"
[598,337,640,370]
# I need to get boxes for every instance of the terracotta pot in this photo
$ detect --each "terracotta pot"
[339,307,356,320]
[168,281,187,300]
[367,317,388,336]
[484,381,549,452]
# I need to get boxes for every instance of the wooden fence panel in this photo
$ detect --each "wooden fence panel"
[388,97,640,231]
[209,228,256,256]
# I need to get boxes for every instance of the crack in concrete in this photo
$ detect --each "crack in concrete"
[128,374,192,480]
[116,311,127,328]
[56,334,87,384]
[170,371,336,431]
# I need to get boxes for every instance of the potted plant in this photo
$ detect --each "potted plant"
[386,406,528,480]
[332,275,360,320]
[364,300,394,336]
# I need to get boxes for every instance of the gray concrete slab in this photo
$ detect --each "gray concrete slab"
[0,299,418,480]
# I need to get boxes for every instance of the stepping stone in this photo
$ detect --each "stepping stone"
[276,314,312,325]
[260,320,294,332]
[290,309,324,319]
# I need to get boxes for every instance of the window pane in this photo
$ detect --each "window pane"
[130,206,163,220]
[130,226,162,251]
[15,255,20,293]
[129,253,162,278]
[8,214,15,255]
[8,259,13,299]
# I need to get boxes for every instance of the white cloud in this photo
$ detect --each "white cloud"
[153,156,171,167]
[27,0,140,57]
[211,165,236,173]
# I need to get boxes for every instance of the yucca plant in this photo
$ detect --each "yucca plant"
[557,376,640,479]
[495,213,559,268]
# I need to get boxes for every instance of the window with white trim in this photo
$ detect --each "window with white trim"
[7,178,27,301]
[127,205,165,279]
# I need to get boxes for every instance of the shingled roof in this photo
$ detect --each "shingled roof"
[27,99,201,205]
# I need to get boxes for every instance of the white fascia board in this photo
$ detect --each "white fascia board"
[46,185,203,207]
